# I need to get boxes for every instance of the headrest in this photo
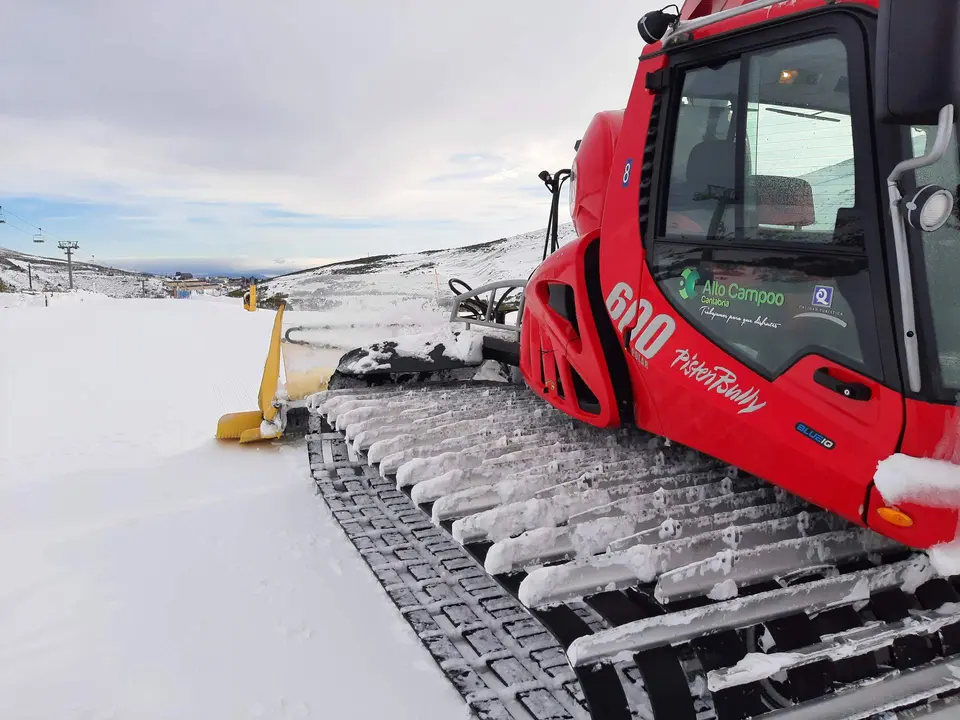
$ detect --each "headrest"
[685,140,737,200]
[752,175,816,228]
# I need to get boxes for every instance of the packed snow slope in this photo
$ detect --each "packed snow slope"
[0,245,166,298]
[0,292,469,720]
[263,225,573,303]
[258,223,573,355]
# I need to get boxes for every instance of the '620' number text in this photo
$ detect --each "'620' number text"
[605,282,676,362]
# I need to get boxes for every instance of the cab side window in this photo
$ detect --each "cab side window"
[663,61,739,238]
[653,34,882,380]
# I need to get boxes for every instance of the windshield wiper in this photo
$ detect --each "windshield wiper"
[765,107,841,123]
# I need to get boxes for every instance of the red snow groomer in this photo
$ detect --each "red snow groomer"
[305,1,960,717]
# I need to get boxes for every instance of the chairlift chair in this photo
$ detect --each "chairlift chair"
[33,228,43,243]
[0,206,6,224]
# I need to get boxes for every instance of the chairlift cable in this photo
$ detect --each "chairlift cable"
[0,205,75,247]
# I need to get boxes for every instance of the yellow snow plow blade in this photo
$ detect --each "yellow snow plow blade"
[239,424,282,444]
[216,302,337,443]
[216,303,286,443]
[215,410,263,441]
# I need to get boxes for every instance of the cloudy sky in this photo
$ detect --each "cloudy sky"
[0,1,653,275]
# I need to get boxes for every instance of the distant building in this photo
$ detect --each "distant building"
[162,278,222,297]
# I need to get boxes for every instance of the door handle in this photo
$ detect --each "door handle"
[813,367,872,401]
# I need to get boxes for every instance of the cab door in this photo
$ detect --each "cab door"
[625,11,906,527]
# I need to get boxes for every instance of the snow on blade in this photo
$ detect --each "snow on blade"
[566,556,934,668]
[874,453,960,508]
[390,326,485,363]
[708,601,960,693]
[339,327,484,375]
[340,346,392,373]
[928,539,960,578]
[713,652,805,691]
[707,578,739,600]
[873,453,960,577]
[452,497,570,545]
[411,467,501,505]
[484,527,572,576]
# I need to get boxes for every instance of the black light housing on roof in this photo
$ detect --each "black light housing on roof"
[638,5,680,44]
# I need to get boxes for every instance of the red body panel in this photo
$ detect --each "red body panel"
[678,0,868,21]
[519,232,622,428]
[607,271,901,529]
[677,0,877,35]
[569,111,623,239]
[518,0,960,551]
[866,401,960,547]
[597,53,667,432]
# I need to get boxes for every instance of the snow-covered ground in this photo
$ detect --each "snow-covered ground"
[6,218,960,718]
[255,225,564,357]
[0,291,471,719]
[0,245,166,299]
[261,226,569,309]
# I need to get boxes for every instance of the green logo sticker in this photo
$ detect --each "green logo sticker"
[679,266,785,309]
[679,267,700,300]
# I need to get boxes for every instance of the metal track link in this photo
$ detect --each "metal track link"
[305,381,960,720]
[309,417,599,720]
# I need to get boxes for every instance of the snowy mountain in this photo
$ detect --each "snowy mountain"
[258,224,574,354]
[0,246,167,298]
[262,224,573,305]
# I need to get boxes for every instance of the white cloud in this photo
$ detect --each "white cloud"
[0,1,662,258]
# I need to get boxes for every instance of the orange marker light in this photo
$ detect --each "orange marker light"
[877,507,914,528]
[779,69,799,84]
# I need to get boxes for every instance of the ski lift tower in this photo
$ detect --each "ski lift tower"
[57,241,79,290]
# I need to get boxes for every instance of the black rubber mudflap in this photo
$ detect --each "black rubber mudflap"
[307,416,592,720]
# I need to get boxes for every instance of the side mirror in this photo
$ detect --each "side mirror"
[876,0,960,124]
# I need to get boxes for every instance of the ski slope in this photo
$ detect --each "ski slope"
[0,245,166,299]
[4,219,960,719]
[0,292,471,720]
[258,225,569,356]
[0,225,564,719]
[262,226,570,305]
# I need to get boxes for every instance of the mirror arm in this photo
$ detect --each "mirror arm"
[886,103,956,393]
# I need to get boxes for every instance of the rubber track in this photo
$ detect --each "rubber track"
[305,381,960,720]
[308,415,644,720]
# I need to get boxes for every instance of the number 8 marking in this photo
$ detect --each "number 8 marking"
[622,159,633,188]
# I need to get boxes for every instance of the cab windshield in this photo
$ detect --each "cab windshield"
[738,107,960,394]
[712,110,960,394]
[744,102,854,237]
[660,32,960,391]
